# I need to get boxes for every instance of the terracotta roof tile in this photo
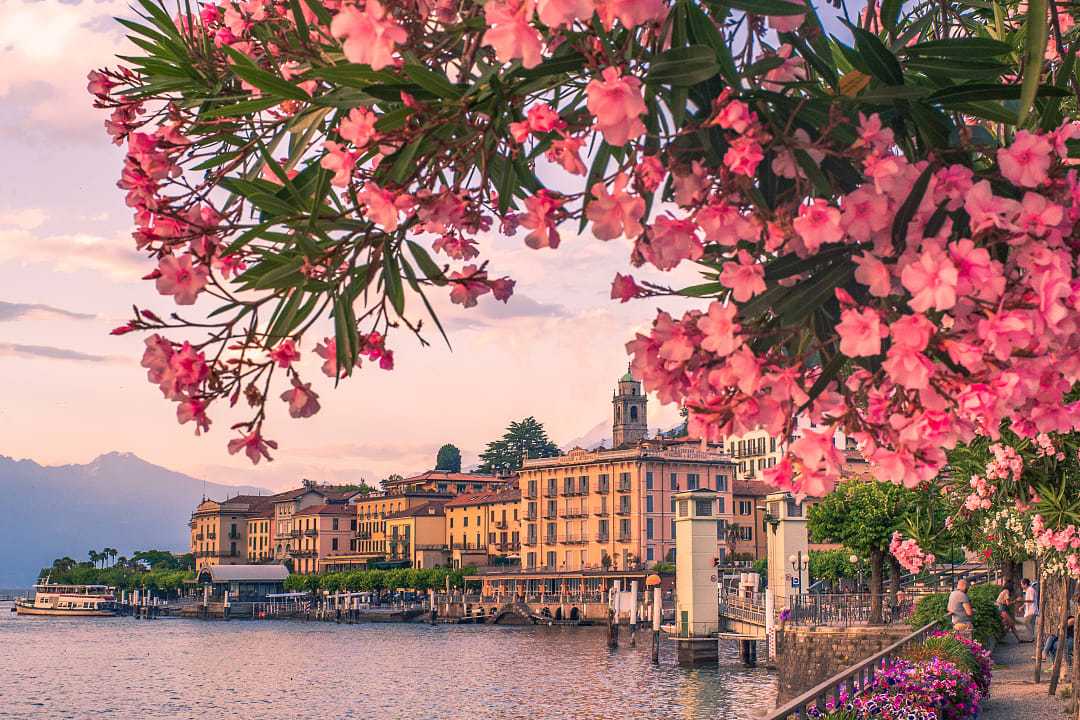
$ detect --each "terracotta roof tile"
[444,489,521,508]
[384,500,447,519]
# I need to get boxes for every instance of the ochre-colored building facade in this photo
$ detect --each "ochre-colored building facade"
[517,441,736,572]
[445,489,521,567]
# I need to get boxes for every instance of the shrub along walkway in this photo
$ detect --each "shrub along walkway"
[981,638,1069,720]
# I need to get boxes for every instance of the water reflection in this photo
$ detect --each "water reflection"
[0,604,776,719]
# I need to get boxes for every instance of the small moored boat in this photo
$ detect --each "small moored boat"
[14,579,117,617]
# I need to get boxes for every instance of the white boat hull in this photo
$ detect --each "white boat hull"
[15,601,115,617]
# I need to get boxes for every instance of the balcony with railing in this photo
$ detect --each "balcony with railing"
[615,505,631,516]
[542,510,557,519]
[494,520,508,529]
[592,505,609,516]
[493,542,521,552]
[304,529,318,537]
[617,480,632,492]
[523,536,538,546]
[545,535,557,545]
[207,532,217,540]
[228,531,240,540]
[563,534,587,545]
[525,510,538,521]
[561,505,588,518]
[596,533,610,542]
[616,532,632,542]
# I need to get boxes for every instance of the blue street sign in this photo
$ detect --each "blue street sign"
[791,577,801,588]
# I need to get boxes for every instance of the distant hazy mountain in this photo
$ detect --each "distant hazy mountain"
[0,452,267,587]
[561,420,666,451]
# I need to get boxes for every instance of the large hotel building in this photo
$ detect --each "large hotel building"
[190,370,857,575]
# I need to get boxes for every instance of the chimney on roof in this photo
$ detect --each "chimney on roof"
[302,478,314,488]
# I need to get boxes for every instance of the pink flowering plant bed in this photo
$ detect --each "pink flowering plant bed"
[90,0,1080,516]
[807,633,991,720]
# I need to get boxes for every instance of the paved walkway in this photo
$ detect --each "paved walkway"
[981,637,1070,720]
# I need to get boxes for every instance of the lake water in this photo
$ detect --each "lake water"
[0,602,777,719]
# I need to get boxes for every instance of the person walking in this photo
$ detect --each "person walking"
[1018,578,1039,640]
[996,585,1024,643]
[948,578,975,635]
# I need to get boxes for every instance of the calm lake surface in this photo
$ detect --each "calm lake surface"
[0,601,776,719]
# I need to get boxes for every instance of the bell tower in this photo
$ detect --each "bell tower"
[612,368,648,448]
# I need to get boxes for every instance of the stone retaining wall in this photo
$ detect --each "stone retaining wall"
[774,625,913,703]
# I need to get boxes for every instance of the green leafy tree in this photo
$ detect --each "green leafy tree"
[435,444,462,473]
[808,479,935,624]
[379,473,404,491]
[477,417,560,475]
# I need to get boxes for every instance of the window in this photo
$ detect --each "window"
[564,477,574,495]
[332,538,338,551]
[619,495,631,514]
[671,519,676,538]
[598,474,610,492]
[528,480,538,498]
[546,499,557,518]
[646,518,654,540]
[646,495,654,513]
[670,497,676,513]
[527,552,536,568]
[738,500,752,515]
[457,483,467,492]
[770,436,777,452]
[464,516,469,527]
[546,523,557,543]
[740,526,753,541]
[687,473,700,490]
[598,519,609,539]
[579,476,588,494]
[619,519,631,538]
[716,519,727,538]
[695,500,713,516]
[678,500,689,517]
[717,497,725,514]
[670,473,678,490]
[717,474,728,492]
[332,518,339,531]
[546,551,557,567]
[646,546,654,561]
[645,471,653,490]
[527,524,537,543]
[547,478,557,495]
[450,517,455,528]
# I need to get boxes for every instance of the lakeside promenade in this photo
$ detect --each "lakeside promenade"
[982,639,1070,720]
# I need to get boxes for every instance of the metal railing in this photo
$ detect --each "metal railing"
[787,593,916,627]
[719,594,767,626]
[764,616,946,719]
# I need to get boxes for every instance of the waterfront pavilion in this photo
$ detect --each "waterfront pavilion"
[196,564,289,602]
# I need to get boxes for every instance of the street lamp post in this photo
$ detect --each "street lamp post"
[789,551,809,594]
[849,554,861,593]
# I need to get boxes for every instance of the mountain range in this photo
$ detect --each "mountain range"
[0,452,266,588]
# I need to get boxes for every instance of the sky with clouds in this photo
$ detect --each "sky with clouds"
[0,0,712,491]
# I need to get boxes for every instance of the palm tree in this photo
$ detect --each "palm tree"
[104,548,118,568]
[88,550,101,568]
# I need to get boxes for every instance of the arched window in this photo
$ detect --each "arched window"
[630,406,639,421]
[615,405,621,422]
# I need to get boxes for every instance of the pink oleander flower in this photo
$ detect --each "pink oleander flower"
[793,199,843,252]
[490,276,515,302]
[86,70,115,97]
[320,141,358,187]
[998,130,1053,188]
[697,301,741,356]
[596,0,666,28]
[723,136,764,177]
[177,397,211,434]
[536,0,593,27]
[314,337,345,378]
[483,0,543,69]
[696,203,759,246]
[840,185,889,242]
[767,12,804,32]
[837,306,885,357]
[853,252,892,297]
[269,340,301,368]
[155,254,209,305]
[169,342,209,389]
[713,99,756,134]
[520,190,563,249]
[227,430,278,464]
[901,247,958,312]
[673,161,709,206]
[854,112,895,152]
[587,173,645,240]
[330,0,407,70]
[611,273,641,303]
[719,250,766,302]
[635,155,665,192]
[585,67,646,146]
[546,136,587,175]
[281,377,321,418]
[639,216,702,271]
[358,182,411,231]
[339,107,380,147]
[449,264,491,307]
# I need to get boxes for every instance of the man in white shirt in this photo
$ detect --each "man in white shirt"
[1019,578,1039,642]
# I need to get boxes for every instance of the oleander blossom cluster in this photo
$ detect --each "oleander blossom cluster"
[890,531,936,574]
[89,0,1080,470]
[629,111,1080,502]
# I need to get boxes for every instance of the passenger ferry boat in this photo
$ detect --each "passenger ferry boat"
[14,579,117,617]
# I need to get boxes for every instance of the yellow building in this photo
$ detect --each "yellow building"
[516,373,737,572]
[385,501,450,568]
[190,495,273,572]
[291,503,356,575]
[444,489,521,567]
[246,510,273,563]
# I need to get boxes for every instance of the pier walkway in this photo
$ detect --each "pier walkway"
[980,638,1067,720]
